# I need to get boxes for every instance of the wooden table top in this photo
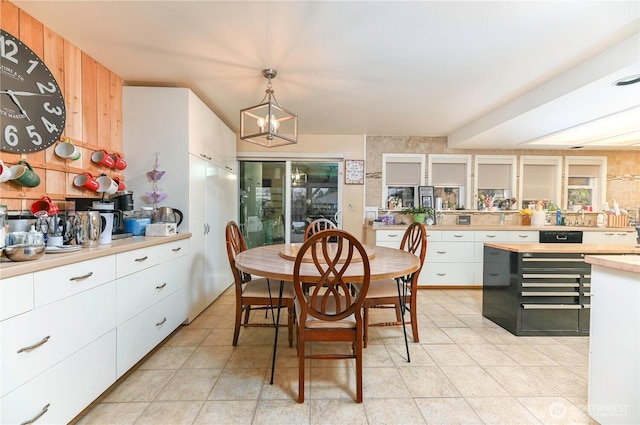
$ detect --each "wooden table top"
[235,243,419,282]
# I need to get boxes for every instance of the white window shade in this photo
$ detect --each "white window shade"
[478,164,511,189]
[432,163,466,186]
[522,164,555,199]
[386,162,421,185]
[569,164,600,177]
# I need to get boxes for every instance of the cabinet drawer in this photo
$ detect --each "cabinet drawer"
[116,245,161,278]
[507,231,539,242]
[34,256,116,307]
[474,231,508,242]
[376,230,405,242]
[117,285,188,377]
[442,231,474,242]
[160,238,189,261]
[0,330,115,425]
[1,281,116,396]
[419,264,475,286]
[426,242,474,263]
[425,230,442,242]
[1,274,33,321]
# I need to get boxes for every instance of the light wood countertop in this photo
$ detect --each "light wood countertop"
[483,242,640,254]
[0,233,191,279]
[585,255,640,274]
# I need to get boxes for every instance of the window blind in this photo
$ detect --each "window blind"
[568,164,599,178]
[386,162,421,185]
[522,164,555,199]
[432,163,466,186]
[478,164,511,189]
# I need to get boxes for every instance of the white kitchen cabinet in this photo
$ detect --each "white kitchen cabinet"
[507,230,539,242]
[583,229,636,244]
[123,86,238,322]
[0,274,33,321]
[423,231,475,286]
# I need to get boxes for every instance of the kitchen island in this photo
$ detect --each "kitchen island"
[481,242,640,336]
[584,254,639,425]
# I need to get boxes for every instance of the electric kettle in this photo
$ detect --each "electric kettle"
[152,207,183,227]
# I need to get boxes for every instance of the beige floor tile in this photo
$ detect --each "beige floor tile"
[387,342,436,366]
[398,367,460,398]
[442,327,489,344]
[194,400,257,424]
[414,397,483,424]
[517,396,599,424]
[426,313,469,328]
[309,399,367,425]
[103,369,176,402]
[485,366,559,396]
[224,345,273,369]
[138,346,196,370]
[253,399,310,425]
[156,368,221,401]
[458,343,519,367]
[495,344,560,366]
[456,314,497,328]
[260,367,306,400]
[164,326,211,347]
[364,398,427,424]
[465,396,542,424]
[362,344,395,367]
[208,368,266,400]
[527,366,589,397]
[441,366,509,397]
[473,326,522,345]
[181,345,234,369]
[309,367,355,400]
[424,344,477,366]
[201,327,236,346]
[362,367,412,398]
[532,343,589,367]
[134,401,204,425]
[74,402,148,425]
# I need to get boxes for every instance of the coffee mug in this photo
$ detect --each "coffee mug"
[10,160,41,187]
[109,153,127,170]
[74,173,100,191]
[0,159,12,182]
[55,140,81,161]
[31,196,60,216]
[96,175,118,195]
[91,150,115,168]
[114,177,126,191]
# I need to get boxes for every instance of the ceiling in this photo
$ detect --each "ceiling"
[13,1,640,150]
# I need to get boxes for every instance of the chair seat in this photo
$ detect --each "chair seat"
[243,278,295,299]
[295,295,356,329]
[354,280,412,298]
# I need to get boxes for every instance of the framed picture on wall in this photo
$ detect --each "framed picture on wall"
[421,196,433,208]
[345,160,365,184]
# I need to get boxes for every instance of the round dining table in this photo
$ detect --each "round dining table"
[234,242,420,383]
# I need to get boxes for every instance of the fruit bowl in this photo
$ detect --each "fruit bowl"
[4,244,46,262]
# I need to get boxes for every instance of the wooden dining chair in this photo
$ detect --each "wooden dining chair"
[303,218,337,240]
[357,222,427,348]
[292,229,370,403]
[225,221,295,347]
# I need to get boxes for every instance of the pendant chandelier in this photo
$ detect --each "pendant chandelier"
[240,69,298,148]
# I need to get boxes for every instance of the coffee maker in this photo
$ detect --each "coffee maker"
[109,191,134,234]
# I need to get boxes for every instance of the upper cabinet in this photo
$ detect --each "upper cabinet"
[428,154,472,209]
[564,156,607,211]
[519,156,562,209]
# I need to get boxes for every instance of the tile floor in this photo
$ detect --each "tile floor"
[74,288,597,425]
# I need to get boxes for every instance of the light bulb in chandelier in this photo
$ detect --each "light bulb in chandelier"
[257,114,280,133]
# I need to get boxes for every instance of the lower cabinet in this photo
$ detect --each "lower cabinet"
[0,237,190,424]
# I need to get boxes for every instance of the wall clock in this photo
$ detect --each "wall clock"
[344,159,364,185]
[0,29,66,153]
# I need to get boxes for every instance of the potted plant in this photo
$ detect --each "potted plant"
[401,205,433,224]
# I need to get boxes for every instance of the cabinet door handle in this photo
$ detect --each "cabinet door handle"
[488,273,499,277]
[156,317,167,327]
[389,234,398,238]
[156,282,167,289]
[69,272,93,281]
[172,247,181,252]
[20,403,50,425]
[453,234,463,238]
[17,335,51,353]
[436,251,447,254]
[517,235,529,238]
[135,256,148,262]
[486,235,496,238]
[436,273,446,276]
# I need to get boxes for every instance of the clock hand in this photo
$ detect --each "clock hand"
[1,90,31,121]
[8,91,51,97]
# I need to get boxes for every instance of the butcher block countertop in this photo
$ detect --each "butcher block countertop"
[585,254,640,274]
[0,233,191,279]
[484,242,640,254]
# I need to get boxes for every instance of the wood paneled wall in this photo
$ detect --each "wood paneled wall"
[0,0,123,211]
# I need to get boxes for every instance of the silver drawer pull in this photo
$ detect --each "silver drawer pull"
[156,282,167,289]
[583,292,591,297]
[522,274,581,279]
[522,291,578,297]
[17,335,51,353]
[604,233,614,236]
[523,258,584,262]
[171,247,181,252]
[583,304,591,309]
[522,304,582,310]
[388,234,398,238]
[436,251,447,254]
[135,256,148,262]
[453,234,463,238]
[436,273,446,276]
[20,403,50,425]
[522,283,579,288]
[486,235,496,238]
[156,317,167,327]
[517,235,529,238]
[69,272,93,281]
[488,273,499,277]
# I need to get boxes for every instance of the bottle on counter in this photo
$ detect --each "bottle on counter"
[597,212,606,228]
[556,210,562,226]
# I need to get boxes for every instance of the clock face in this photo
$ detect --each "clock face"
[1,29,66,153]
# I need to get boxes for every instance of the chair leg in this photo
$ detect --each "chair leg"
[355,333,363,403]
[298,336,305,403]
[394,303,402,321]
[244,306,251,324]
[363,306,369,348]
[233,303,242,346]
[288,306,294,348]
[409,301,419,343]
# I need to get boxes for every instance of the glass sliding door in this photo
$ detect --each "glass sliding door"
[239,160,340,246]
